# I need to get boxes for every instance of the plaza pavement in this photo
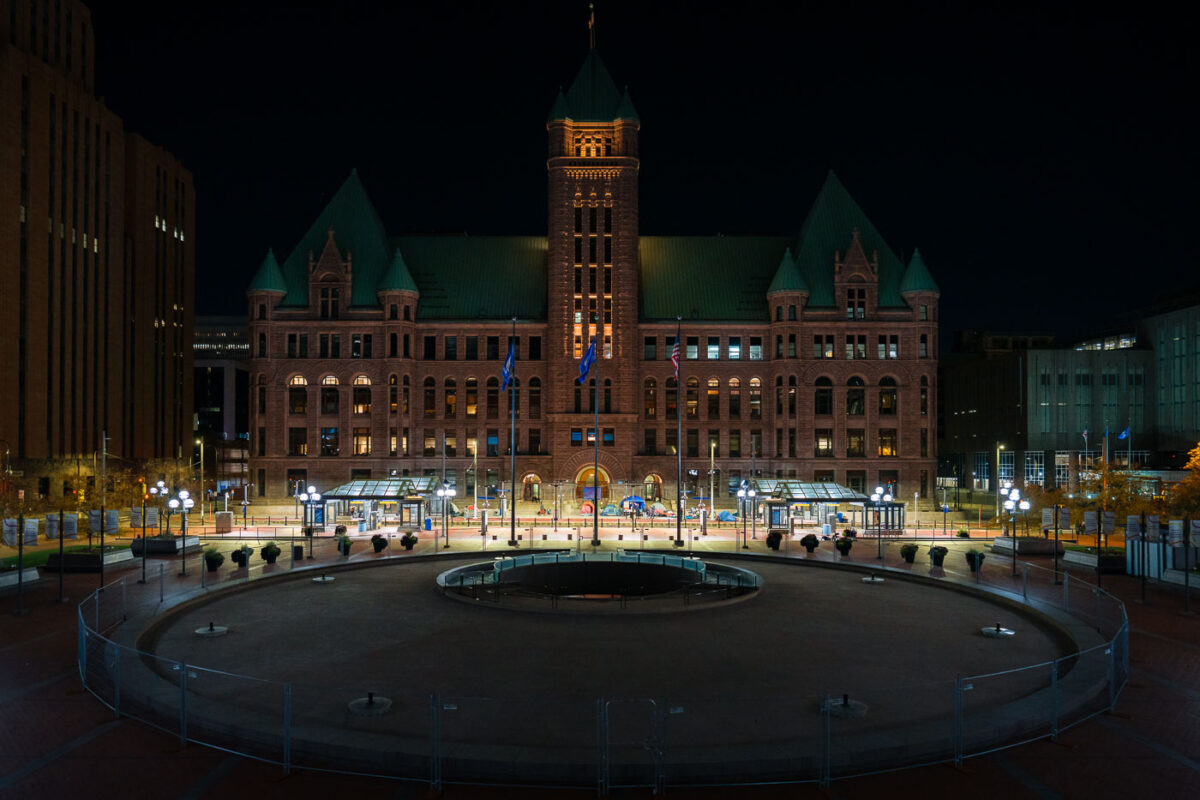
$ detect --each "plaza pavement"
[1,523,1197,799]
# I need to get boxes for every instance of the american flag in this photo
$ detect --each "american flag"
[671,339,680,379]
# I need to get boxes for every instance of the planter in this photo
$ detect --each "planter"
[372,539,388,553]
[835,543,853,557]
[205,559,221,573]
[339,541,352,557]
[965,553,985,572]
[0,567,40,591]
[263,554,278,564]
[930,549,947,567]
[1063,549,1126,574]
[766,532,783,551]
[403,542,415,551]
[802,544,817,554]
[991,537,1064,556]
[231,551,245,567]
[129,535,201,555]
[45,548,135,573]
[901,551,916,564]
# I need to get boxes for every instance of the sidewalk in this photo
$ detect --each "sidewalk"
[2,530,1198,799]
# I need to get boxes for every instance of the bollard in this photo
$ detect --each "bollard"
[159,563,165,602]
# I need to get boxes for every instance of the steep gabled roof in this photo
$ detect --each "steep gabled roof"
[792,171,907,307]
[640,236,792,320]
[899,248,940,294]
[377,249,419,294]
[398,236,547,320]
[614,88,639,121]
[561,50,624,121]
[247,248,287,294]
[547,88,571,121]
[278,169,392,307]
[767,248,808,294]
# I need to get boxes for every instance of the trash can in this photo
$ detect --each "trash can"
[424,517,433,531]
[292,545,304,561]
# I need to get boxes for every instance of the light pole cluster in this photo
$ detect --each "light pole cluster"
[168,489,194,576]
[436,480,456,549]
[1001,484,1030,576]
[736,480,756,549]
[870,485,893,560]
[299,485,321,559]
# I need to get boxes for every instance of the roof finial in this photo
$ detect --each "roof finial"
[589,3,595,50]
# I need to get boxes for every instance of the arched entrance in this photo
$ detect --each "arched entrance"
[642,474,663,502]
[522,473,542,503]
[574,466,611,508]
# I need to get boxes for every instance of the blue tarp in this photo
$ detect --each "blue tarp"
[619,496,647,513]
[717,510,737,522]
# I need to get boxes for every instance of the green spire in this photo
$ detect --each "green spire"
[564,50,623,121]
[614,88,639,121]
[547,87,571,121]
[377,248,419,295]
[247,248,287,294]
[767,247,808,294]
[899,248,940,294]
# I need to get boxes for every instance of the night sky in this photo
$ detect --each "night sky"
[92,1,1190,343]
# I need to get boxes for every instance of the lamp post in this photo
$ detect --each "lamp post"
[737,480,750,549]
[1001,486,1031,577]
[300,485,320,559]
[871,486,893,560]
[173,490,193,576]
[138,483,149,584]
[994,443,1005,518]
[195,437,205,524]
[437,480,455,549]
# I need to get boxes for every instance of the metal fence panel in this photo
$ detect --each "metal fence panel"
[828,679,957,779]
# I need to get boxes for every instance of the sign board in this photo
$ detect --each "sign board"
[1042,508,1053,529]
[1102,511,1115,535]
[1,519,16,546]
[1146,515,1161,543]
[1084,511,1098,535]
[131,507,143,529]
[63,515,78,539]
[1059,508,1070,529]
[1126,516,1141,540]
[23,518,37,544]
[1168,520,1184,547]
[46,515,59,540]
[1191,520,1200,548]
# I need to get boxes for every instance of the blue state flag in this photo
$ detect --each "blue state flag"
[577,337,596,384]
[501,340,515,391]
[1118,427,1129,440]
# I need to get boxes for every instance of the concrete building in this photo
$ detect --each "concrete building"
[193,316,249,494]
[0,1,194,497]
[246,47,940,510]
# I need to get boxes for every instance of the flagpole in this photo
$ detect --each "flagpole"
[509,317,518,547]
[592,336,600,546]
[675,317,682,547]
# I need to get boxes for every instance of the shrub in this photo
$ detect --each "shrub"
[957,529,971,538]
[260,541,281,560]
[929,545,949,557]
[400,532,418,547]
[800,533,820,548]
[899,543,919,557]
[203,546,224,567]
[843,528,858,539]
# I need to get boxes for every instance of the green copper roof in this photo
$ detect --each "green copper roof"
[278,169,393,308]
[547,88,571,121]
[614,88,639,121]
[397,236,547,320]
[767,247,808,294]
[561,50,624,121]
[377,249,419,295]
[899,248,940,294]
[793,171,907,307]
[247,248,287,294]
[640,236,792,320]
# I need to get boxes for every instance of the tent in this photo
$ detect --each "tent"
[619,496,647,513]
[649,502,673,517]
[600,504,620,516]
[717,510,737,522]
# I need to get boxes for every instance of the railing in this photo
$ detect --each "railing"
[75,542,1128,792]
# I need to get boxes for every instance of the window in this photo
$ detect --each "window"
[424,431,437,457]
[707,337,720,359]
[445,432,457,457]
[749,378,762,419]
[920,376,929,415]
[686,428,699,457]
[444,378,457,418]
[603,428,615,447]
[643,429,656,455]
[846,287,865,319]
[353,387,371,415]
[707,429,720,458]
[389,333,398,358]
[644,336,657,360]
[728,378,741,417]
[749,337,763,360]
[529,336,541,360]
[464,377,477,417]
[877,335,898,359]
[351,333,371,358]
[814,377,832,415]
[321,387,339,415]
[389,304,398,320]
[787,377,796,415]
[257,303,266,320]
[353,427,371,455]
[728,337,741,359]
[728,429,741,457]
[686,336,699,360]
[686,377,699,419]
[919,334,929,358]
[319,287,339,319]
[445,336,457,361]
[879,377,897,414]
[287,333,308,358]
[788,304,797,321]
[845,335,867,359]
[258,386,267,415]
[878,428,898,457]
[423,336,436,360]
[320,427,339,456]
[921,428,929,458]
[775,335,783,359]
[529,378,541,419]
[288,428,307,456]
[289,387,307,415]
[775,305,783,322]
[486,377,499,418]
[919,304,928,321]
[707,378,720,417]
[257,427,265,456]
[815,429,833,457]
[665,378,677,419]
[486,336,500,360]
[466,336,478,360]
[750,430,762,457]
[644,378,656,418]
[846,377,864,415]
[257,332,266,357]
[403,334,410,358]
[571,428,583,447]
[846,429,865,457]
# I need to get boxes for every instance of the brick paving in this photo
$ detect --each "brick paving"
[1,528,1198,799]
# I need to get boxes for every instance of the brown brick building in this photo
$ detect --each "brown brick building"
[247,49,939,512]
[0,1,194,495]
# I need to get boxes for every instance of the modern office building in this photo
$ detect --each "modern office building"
[194,316,249,493]
[247,47,940,509]
[0,1,194,497]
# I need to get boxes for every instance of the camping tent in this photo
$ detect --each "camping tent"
[717,510,737,522]
[619,496,647,513]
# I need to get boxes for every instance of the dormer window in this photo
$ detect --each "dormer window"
[846,288,865,320]
[573,133,614,157]
[319,287,340,319]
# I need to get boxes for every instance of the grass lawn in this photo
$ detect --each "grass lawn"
[2,544,124,569]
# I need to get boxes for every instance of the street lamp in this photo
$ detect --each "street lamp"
[1001,486,1031,577]
[736,480,754,549]
[299,485,320,559]
[994,443,1006,517]
[437,480,456,549]
[870,486,893,560]
[195,437,205,524]
[172,490,194,576]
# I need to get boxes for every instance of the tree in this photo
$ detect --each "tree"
[1166,443,1200,517]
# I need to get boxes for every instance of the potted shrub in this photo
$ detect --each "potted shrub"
[843,528,858,539]
[800,533,819,553]
[371,533,388,553]
[957,529,970,538]
[335,533,352,557]
[260,541,281,564]
[765,530,783,551]
[335,524,347,535]
[203,546,224,572]
[238,545,252,568]
[835,537,854,556]
[303,526,314,538]
[965,547,985,572]
[899,542,919,563]
[400,531,418,551]
[929,545,948,567]
[230,548,246,567]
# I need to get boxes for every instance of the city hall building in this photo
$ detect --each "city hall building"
[247,48,940,511]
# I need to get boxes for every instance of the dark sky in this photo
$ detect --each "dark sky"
[92,1,1191,343]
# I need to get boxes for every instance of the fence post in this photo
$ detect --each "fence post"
[820,693,832,787]
[953,677,965,766]
[1108,639,1117,710]
[1094,588,1103,634]
[77,610,85,682]
[95,591,100,632]
[1050,658,1059,740]
[179,662,188,745]
[121,578,127,622]
[159,563,164,603]
[428,693,441,790]
[282,682,292,775]
[596,697,609,796]
[1021,562,1029,602]
[113,644,121,719]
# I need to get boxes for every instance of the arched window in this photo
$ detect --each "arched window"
[707,377,720,418]
[847,376,865,416]
[288,375,308,386]
[486,377,499,419]
[749,378,762,419]
[423,377,436,418]
[465,377,478,418]
[353,375,371,385]
[353,384,371,415]
[686,377,699,419]
[644,378,657,419]
[666,378,678,420]
[321,375,339,385]
[814,376,833,415]
[728,377,741,418]
[643,474,663,502]
[529,377,541,419]
[444,378,457,418]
